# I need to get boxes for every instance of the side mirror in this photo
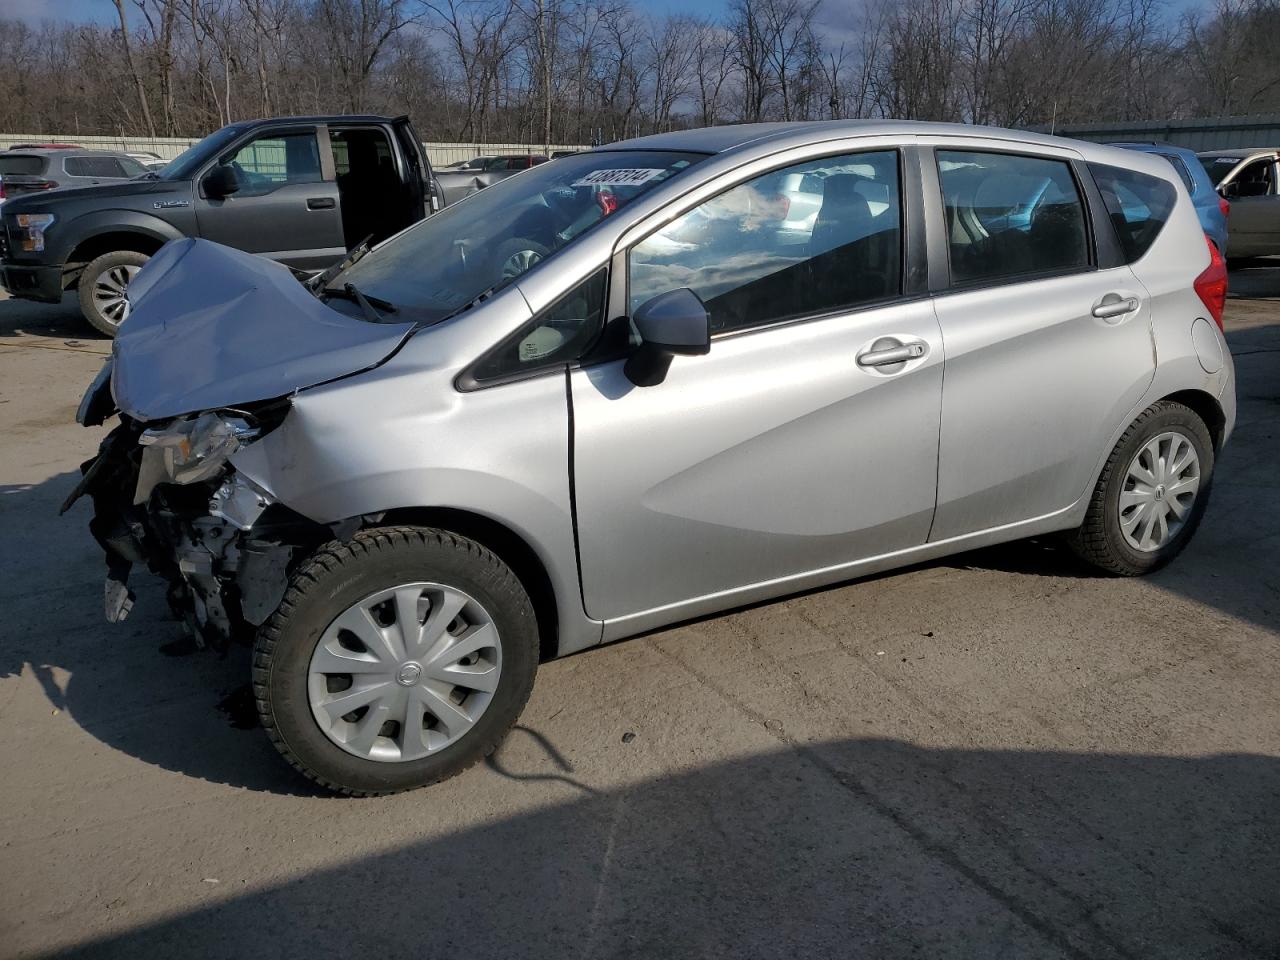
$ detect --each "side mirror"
[202,163,240,200]
[624,287,710,387]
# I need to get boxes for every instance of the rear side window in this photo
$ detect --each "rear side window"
[937,150,1089,285]
[64,156,126,178]
[0,155,48,176]
[1088,163,1176,264]
[1159,154,1196,193]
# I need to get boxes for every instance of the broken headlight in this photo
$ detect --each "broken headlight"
[135,411,259,502]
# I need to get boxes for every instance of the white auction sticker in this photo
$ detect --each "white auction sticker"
[571,168,664,188]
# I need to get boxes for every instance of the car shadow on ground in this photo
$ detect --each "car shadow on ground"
[0,291,101,342]
[1229,256,1280,300]
[44,736,1280,958]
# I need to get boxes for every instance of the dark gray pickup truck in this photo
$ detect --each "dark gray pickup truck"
[0,115,443,335]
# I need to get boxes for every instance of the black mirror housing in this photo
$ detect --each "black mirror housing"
[203,164,240,200]
[624,287,711,387]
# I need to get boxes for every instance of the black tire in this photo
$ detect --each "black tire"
[253,526,539,796]
[77,250,150,337]
[1068,401,1215,576]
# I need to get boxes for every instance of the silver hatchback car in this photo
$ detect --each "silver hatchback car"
[72,121,1235,795]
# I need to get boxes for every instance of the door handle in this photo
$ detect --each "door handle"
[306,197,336,210]
[1092,295,1139,319]
[857,340,926,368]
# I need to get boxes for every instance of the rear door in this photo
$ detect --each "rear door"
[390,116,430,219]
[571,146,944,625]
[193,125,345,269]
[923,142,1155,541]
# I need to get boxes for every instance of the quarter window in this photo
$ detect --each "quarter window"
[1088,162,1177,263]
[629,150,903,334]
[937,150,1089,284]
[470,270,607,384]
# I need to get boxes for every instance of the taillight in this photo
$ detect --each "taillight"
[596,191,618,217]
[0,178,5,200]
[1218,196,1230,219]
[1194,235,1228,331]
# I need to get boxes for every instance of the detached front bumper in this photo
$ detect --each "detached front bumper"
[0,261,64,302]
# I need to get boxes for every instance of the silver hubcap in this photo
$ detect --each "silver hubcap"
[501,248,542,280]
[92,264,141,327]
[1120,431,1201,552]
[307,582,502,763]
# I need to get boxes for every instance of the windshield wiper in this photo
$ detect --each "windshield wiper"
[308,234,373,294]
[435,277,516,326]
[322,282,398,322]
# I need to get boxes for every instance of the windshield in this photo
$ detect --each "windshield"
[156,124,249,180]
[1199,155,1241,186]
[337,150,706,323]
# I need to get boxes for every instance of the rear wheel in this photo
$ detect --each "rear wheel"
[1069,401,1214,575]
[253,526,539,796]
[78,250,149,337]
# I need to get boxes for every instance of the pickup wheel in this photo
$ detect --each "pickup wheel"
[78,250,150,337]
[253,526,539,796]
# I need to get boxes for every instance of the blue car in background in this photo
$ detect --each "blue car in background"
[1114,142,1229,253]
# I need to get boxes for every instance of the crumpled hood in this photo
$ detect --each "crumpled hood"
[112,238,415,422]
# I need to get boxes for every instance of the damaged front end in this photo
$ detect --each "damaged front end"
[65,238,417,649]
[65,396,318,650]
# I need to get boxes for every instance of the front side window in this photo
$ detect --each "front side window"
[221,131,323,196]
[1228,157,1276,197]
[470,270,607,383]
[336,150,703,324]
[1088,162,1176,263]
[938,150,1089,285]
[629,150,902,334]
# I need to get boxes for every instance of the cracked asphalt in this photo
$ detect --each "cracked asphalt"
[1,265,1278,959]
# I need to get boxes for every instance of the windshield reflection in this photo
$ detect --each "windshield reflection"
[337,150,705,325]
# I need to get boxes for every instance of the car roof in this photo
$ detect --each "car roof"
[597,120,1094,156]
[237,114,397,127]
[3,149,135,159]
[1196,148,1278,158]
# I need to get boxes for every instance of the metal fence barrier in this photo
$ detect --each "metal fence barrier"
[0,133,589,166]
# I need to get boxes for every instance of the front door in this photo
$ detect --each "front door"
[571,148,944,623]
[1224,155,1280,258]
[194,126,345,269]
[925,146,1156,541]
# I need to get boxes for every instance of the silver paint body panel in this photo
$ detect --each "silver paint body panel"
[148,120,1229,658]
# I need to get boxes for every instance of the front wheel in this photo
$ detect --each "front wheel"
[1069,401,1215,576]
[253,527,539,796]
[77,250,149,337]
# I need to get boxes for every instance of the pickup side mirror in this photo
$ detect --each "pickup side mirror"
[202,163,240,200]
[623,287,710,387]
